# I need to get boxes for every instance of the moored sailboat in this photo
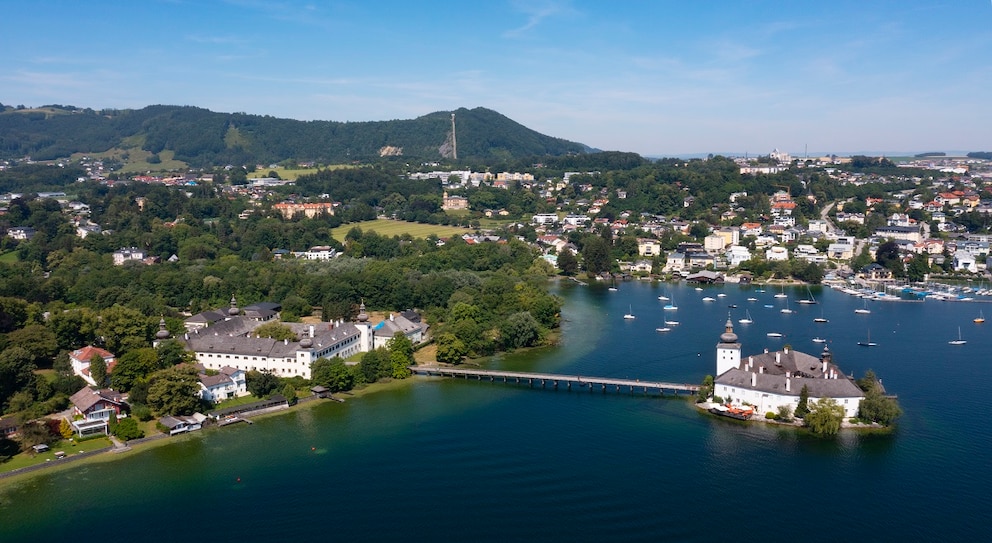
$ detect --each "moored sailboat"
[949,327,966,345]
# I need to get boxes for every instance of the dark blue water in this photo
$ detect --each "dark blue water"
[2,282,989,542]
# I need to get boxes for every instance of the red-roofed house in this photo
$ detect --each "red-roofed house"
[69,387,127,436]
[69,346,118,387]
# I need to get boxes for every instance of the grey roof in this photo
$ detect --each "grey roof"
[374,314,425,338]
[186,319,361,358]
[185,310,228,326]
[716,348,864,399]
[70,387,125,413]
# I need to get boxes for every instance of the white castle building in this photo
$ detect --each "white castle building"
[713,319,864,418]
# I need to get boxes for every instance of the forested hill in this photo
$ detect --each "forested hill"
[0,104,592,166]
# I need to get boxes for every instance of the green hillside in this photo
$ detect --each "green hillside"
[0,103,591,167]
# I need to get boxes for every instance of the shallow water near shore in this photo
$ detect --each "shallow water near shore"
[2,281,990,542]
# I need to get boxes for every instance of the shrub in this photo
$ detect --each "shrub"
[765,412,777,420]
[713,396,724,404]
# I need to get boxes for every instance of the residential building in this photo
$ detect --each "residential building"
[112,247,147,265]
[637,238,662,257]
[196,365,248,402]
[69,387,127,437]
[69,346,117,387]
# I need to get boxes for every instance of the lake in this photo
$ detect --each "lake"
[2,280,989,542]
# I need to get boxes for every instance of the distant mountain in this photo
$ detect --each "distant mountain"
[0,103,592,167]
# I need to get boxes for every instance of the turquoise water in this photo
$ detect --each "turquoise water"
[2,281,990,542]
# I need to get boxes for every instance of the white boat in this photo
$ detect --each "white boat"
[812,337,826,343]
[655,327,671,333]
[695,287,703,291]
[855,299,871,314]
[663,298,678,311]
[774,286,787,299]
[766,332,783,338]
[664,320,679,326]
[747,297,758,302]
[738,310,753,324]
[702,296,715,302]
[623,305,635,320]
[797,287,817,305]
[780,299,793,314]
[658,295,670,301]
[949,327,966,345]
[813,316,828,323]
[717,293,727,298]
[857,329,877,347]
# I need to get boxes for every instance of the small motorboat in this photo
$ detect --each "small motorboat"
[655,327,671,333]
[766,332,783,338]
[812,337,826,343]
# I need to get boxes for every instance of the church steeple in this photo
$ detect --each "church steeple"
[716,317,741,377]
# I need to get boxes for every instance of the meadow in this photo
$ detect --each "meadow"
[329,219,472,242]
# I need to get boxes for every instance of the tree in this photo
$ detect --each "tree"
[246,370,281,397]
[111,348,159,391]
[500,311,541,349]
[253,322,297,341]
[0,346,37,411]
[857,371,902,425]
[146,365,202,416]
[804,398,846,436]
[851,246,872,272]
[98,305,151,355]
[89,355,108,387]
[156,340,192,368]
[776,404,793,422]
[557,247,578,276]
[281,383,297,405]
[310,357,353,392]
[387,332,414,379]
[906,253,930,282]
[875,240,904,276]
[435,333,467,364]
[581,236,611,275]
[696,375,714,403]
[5,324,58,366]
[113,417,144,440]
[794,384,811,418]
[59,418,74,439]
[359,348,390,383]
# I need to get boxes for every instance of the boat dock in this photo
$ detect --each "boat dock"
[411,366,699,395]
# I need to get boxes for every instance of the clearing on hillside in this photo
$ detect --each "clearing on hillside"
[330,219,472,242]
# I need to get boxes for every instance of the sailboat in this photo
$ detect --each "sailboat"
[855,299,871,314]
[774,286,788,299]
[608,277,618,292]
[738,310,753,324]
[780,298,794,314]
[974,310,985,324]
[797,286,817,305]
[663,298,678,311]
[623,305,635,320]
[857,329,877,347]
[813,309,828,323]
[948,327,967,345]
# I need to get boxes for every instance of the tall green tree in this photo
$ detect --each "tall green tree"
[804,398,846,436]
[794,384,811,418]
[111,348,159,391]
[906,253,931,282]
[246,370,281,397]
[98,305,151,355]
[89,354,108,387]
[557,247,578,276]
[310,357,354,392]
[146,365,201,416]
[581,236,611,275]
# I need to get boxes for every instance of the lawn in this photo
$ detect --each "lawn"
[0,251,18,263]
[0,436,112,473]
[329,219,472,242]
[259,164,355,180]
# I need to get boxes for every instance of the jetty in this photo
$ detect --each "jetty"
[411,366,699,395]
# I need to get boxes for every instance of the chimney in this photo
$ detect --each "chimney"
[284,338,288,345]
[786,377,791,392]
[784,346,789,354]
[822,359,828,373]
[775,352,781,364]
[764,348,769,354]
[309,325,315,338]
[749,356,754,366]
[389,313,394,321]
[786,371,791,378]
[759,365,764,374]
[751,372,757,387]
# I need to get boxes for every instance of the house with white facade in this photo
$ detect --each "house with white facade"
[69,346,118,387]
[112,247,147,265]
[196,365,248,402]
[712,321,865,418]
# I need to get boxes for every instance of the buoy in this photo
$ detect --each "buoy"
[311,447,316,452]
[236,477,241,483]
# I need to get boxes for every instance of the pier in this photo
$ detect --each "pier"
[411,366,699,395]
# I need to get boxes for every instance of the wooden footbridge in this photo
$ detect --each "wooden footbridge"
[410,366,699,396]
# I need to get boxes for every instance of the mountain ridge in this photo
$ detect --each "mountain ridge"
[0,103,594,167]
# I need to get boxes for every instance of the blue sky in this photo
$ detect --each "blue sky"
[3,1,991,157]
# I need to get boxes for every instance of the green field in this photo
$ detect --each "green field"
[261,164,355,180]
[330,219,472,242]
[0,251,19,263]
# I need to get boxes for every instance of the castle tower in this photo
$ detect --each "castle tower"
[716,317,741,376]
[153,316,171,347]
[354,300,373,352]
